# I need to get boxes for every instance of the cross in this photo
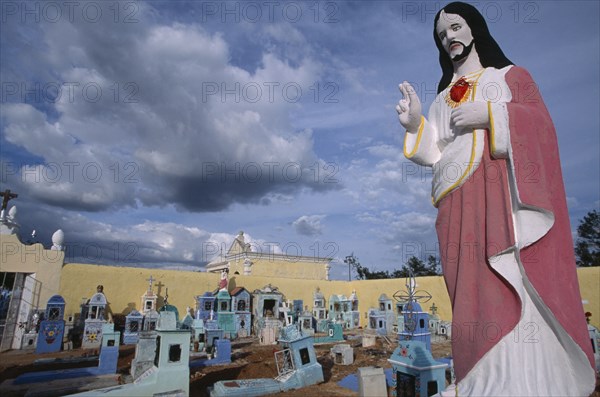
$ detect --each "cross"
[0,189,18,211]
[146,275,155,292]
[430,303,438,315]
[393,270,432,305]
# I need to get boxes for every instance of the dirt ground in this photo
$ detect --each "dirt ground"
[0,333,598,397]
[189,334,453,397]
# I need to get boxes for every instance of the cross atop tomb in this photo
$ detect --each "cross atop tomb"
[430,303,438,315]
[146,275,155,293]
[0,189,18,211]
[393,270,432,305]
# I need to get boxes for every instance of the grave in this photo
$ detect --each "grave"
[280,300,294,326]
[101,323,120,347]
[231,287,251,337]
[368,293,397,336]
[298,307,315,336]
[357,366,387,397]
[398,301,431,351]
[292,299,303,323]
[380,294,396,334]
[253,284,284,342]
[313,321,344,344]
[123,309,143,344]
[131,331,158,380]
[394,274,432,351]
[328,294,343,323]
[191,318,205,351]
[388,272,446,396]
[21,331,37,350]
[368,308,386,336]
[329,291,360,329]
[71,325,190,396]
[189,338,232,368]
[346,290,360,329]
[205,319,225,349]
[210,324,324,397]
[140,275,158,315]
[159,289,179,325]
[362,334,377,348]
[142,309,159,332]
[64,313,76,342]
[20,310,42,350]
[196,291,216,322]
[260,326,278,345]
[312,287,327,331]
[181,309,194,330]
[388,340,447,397]
[157,310,177,331]
[35,294,66,354]
[14,326,119,385]
[330,344,354,365]
[216,289,236,338]
[82,286,108,349]
[396,301,405,334]
[428,303,440,334]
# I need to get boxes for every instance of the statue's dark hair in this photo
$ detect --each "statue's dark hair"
[434,2,513,93]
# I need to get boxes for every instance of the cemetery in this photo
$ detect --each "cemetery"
[0,254,597,396]
[0,195,599,396]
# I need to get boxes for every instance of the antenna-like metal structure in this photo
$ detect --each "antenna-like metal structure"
[393,270,432,335]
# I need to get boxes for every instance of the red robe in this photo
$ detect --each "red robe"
[436,66,594,382]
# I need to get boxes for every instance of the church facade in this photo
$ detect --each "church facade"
[205,231,332,280]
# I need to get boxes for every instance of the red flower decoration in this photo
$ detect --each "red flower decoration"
[450,78,470,103]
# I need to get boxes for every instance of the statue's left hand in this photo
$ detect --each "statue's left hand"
[450,102,489,129]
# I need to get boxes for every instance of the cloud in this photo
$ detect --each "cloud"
[1,1,597,275]
[353,209,438,263]
[7,199,236,267]
[1,2,335,213]
[292,214,325,236]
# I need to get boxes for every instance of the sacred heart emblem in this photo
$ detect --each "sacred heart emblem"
[450,78,470,102]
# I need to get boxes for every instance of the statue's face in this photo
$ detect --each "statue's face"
[436,11,474,60]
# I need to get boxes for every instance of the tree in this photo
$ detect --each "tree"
[425,255,441,275]
[393,255,441,277]
[575,209,600,267]
[345,253,391,280]
[343,253,442,280]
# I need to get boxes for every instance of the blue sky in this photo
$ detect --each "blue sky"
[1,1,598,279]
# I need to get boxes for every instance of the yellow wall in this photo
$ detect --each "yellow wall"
[2,229,596,329]
[60,263,448,323]
[578,266,600,327]
[0,233,64,307]
[228,255,328,280]
[57,263,600,329]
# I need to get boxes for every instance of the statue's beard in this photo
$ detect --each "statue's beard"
[451,40,474,62]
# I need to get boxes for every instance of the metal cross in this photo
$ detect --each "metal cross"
[146,275,155,292]
[0,189,18,211]
[393,270,432,305]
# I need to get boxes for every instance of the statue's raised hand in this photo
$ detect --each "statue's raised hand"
[396,81,422,132]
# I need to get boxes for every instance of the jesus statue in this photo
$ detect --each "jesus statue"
[396,2,595,395]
